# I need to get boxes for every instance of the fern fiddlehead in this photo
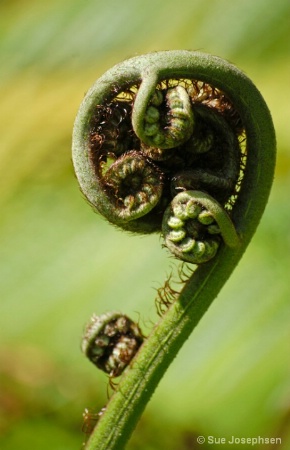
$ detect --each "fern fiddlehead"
[72,50,276,450]
[82,312,143,378]
[162,190,240,264]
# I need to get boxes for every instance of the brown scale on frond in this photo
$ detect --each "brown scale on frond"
[89,101,138,166]
[154,264,197,316]
[82,406,106,439]
[177,262,196,284]
[107,376,119,396]
[155,270,182,316]
[192,83,244,135]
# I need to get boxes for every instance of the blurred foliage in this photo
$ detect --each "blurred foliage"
[0,0,290,449]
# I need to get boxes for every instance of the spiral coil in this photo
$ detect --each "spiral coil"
[73,51,245,261]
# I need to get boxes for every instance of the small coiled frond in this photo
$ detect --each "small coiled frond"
[162,190,240,264]
[82,312,143,378]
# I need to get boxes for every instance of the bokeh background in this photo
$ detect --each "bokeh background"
[1,0,290,449]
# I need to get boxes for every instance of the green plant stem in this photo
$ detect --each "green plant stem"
[79,51,276,450]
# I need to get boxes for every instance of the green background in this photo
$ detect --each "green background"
[1,0,290,449]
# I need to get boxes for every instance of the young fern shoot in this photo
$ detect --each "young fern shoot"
[72,51,276,450]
